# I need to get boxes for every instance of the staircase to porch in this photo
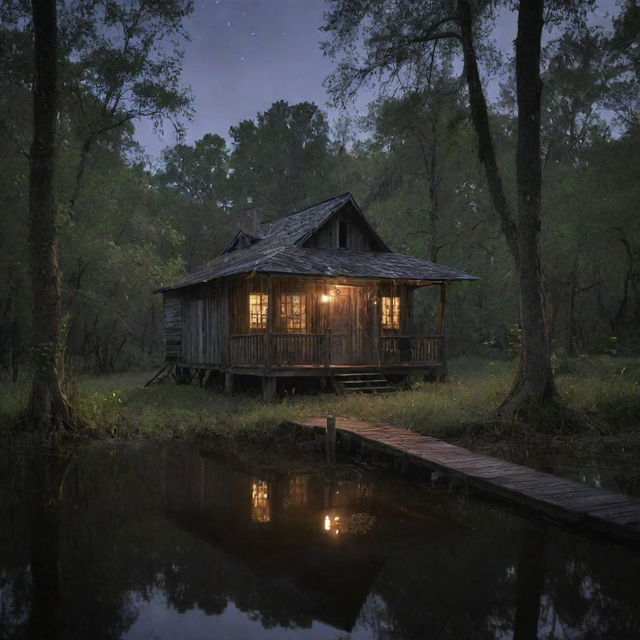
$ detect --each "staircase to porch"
[331,372,395,395]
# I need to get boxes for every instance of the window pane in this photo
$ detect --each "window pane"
[381,295,400,329]
[249,293,268,330]
[280,293,306,333]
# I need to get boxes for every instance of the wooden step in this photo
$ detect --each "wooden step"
[333,372,380,377]
[331,371,396,395]
[345,385,395,393]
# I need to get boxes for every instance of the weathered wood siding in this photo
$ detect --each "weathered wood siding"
[180,281,229,365]
[170,273,449,368]
[227,274,379,365]
[303,203,383,251]
[163,292,182,361]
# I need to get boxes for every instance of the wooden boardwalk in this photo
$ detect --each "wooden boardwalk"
[297,416,640,545]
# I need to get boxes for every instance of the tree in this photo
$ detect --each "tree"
[159,133,232,268]
[368,68,466,261]
[27,0,74,433]
[59,0,194,216]
[605,0,640,130]
[322,0,580,416]
[228,100,337,218]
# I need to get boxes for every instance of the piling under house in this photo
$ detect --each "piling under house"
[157,193,477,399]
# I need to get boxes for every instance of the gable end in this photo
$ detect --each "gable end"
[301,197,389,252]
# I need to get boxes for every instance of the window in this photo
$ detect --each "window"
[338,220,348,248]
[280,293,306,333]
[249,293,268,330]
[381,296,400,329]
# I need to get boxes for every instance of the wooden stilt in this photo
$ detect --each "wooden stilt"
[224,372,234,395]
[261,376,276,402]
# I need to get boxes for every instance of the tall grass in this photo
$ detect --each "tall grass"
[1,356,637,441]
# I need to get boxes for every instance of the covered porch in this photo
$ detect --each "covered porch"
[224,274,449,372]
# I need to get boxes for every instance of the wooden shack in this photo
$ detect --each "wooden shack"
[158,193,477,398]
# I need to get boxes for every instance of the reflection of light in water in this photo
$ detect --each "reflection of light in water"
[323,513,375,535]
[251,479,270,523]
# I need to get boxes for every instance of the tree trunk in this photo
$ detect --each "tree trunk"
[28,451,71,639]
[27,0,74,434]
[428,118,439,262]
[498,0,558,415]
[513,526,546,640]
[458,0,519,266]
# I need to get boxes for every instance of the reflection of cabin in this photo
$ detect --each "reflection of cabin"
[158,193,477,399]
[164,445,452,632]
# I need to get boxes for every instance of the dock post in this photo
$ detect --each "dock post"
[325,416,336,464]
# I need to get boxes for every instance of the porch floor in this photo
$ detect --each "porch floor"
[174,361,446,378]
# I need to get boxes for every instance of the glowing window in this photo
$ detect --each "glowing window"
[249,293,268,330]
[251,479,271,523]
[381,296,400,329]
[280,293,306,333]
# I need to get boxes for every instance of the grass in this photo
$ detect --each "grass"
[1,356,638,445]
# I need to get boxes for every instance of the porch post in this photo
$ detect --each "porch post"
[439,282,447,372]
[265,274,273,370]
[439,282,446,335]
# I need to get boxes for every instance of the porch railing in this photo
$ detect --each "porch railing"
[227,333,445,367]
[379,335,445,365]
[272,333,327,366]
[228,334,265,366]
[228,333,329,367]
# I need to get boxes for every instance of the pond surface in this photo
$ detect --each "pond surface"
[1,440,639,639]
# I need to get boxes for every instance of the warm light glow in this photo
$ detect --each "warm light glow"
[249,293,268,330]
[280,293,306,332]
[252,479,271,523]
[324,515,331,531]
[321,294,331,303]
[381,296,400,329]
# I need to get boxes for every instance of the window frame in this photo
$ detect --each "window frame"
[381,295,401,330]
[248,292,269,331]
[279,292,307,333]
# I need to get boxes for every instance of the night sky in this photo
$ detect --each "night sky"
[134,0,612,159]
[136,0,346,158]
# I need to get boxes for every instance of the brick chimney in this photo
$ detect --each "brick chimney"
[240,197,263,237]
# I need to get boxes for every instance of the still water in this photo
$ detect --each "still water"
[1,440,639,639]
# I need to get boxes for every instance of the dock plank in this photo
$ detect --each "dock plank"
[295,416,640,545]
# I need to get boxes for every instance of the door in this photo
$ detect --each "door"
[329,286,375,365]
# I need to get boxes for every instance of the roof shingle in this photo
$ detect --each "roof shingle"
[158,193,477,292]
